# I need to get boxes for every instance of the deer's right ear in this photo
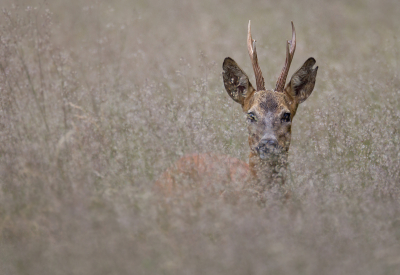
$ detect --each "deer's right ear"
[222,57,255,106]
[285,57,318,104]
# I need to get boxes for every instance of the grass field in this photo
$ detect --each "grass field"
[0,0,400,274]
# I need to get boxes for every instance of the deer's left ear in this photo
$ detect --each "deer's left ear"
[222,57,255,106]
[285,57,318,104]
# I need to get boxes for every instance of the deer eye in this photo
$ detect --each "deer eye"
[247,112,257,122]
[282,112,291,123]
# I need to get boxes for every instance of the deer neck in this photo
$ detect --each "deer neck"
[248,151,288,193]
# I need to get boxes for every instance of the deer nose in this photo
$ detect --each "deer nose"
[259,138,278,147]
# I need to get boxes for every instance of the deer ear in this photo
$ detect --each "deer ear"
[222,57,255,106]
[286,57,318,104]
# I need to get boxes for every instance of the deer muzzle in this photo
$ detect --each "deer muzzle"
[255,138,284,160]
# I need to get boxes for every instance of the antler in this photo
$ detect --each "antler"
[275,22,296,92]
[247,21,265,91]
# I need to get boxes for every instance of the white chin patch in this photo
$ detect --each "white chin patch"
[258,147,282,161]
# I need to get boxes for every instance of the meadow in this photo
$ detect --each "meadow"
[0,0,399,274]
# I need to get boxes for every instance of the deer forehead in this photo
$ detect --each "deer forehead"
[247,90,292,115]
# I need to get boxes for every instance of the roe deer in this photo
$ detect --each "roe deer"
[155,21,318,200]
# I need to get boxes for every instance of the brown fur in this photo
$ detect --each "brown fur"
[156,23,318,200]
[154,153,251,197]
[222,55,317,192]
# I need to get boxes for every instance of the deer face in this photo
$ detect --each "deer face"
[245,90,294,161]
[222,22,318,165]
[223,57,317,164]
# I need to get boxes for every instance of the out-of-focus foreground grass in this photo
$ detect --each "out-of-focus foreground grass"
[0,0,399,274]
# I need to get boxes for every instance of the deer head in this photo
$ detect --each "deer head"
[222,21,318,183]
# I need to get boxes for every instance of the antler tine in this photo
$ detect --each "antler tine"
[275,21,296,92]
[247,20,265,91]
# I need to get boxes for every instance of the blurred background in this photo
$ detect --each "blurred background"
[0,0,399,274]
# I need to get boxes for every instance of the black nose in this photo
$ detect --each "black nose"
[259,139,278,147]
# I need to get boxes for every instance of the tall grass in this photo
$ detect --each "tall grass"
[0,0,399,274]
